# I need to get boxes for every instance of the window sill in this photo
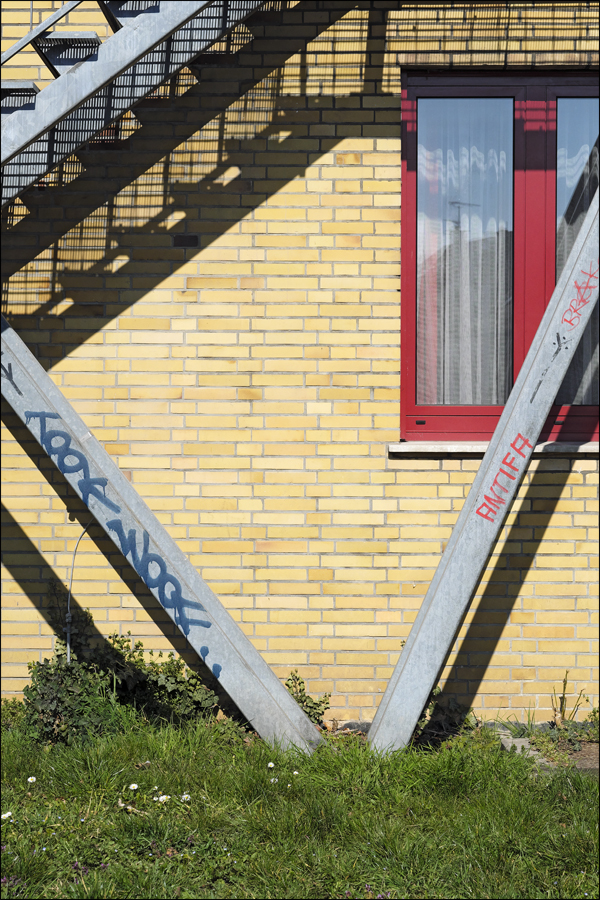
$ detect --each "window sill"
[388,441,599,459]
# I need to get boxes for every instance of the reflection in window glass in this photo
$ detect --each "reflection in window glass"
[416,99,513,405]
[556,98,599,406]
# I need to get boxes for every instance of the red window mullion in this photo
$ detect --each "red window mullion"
[543,85,598,442]
[400,74,599,443]
[399,89,417,442]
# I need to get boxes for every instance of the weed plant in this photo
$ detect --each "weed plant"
[15,620,218,746]
[496,672,599,765]
[1,713,598,900]
[284,670,330,726]
[529,712,599,767]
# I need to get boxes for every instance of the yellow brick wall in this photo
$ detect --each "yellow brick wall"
[2,1,598,723]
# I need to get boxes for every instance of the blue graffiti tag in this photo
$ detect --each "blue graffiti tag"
[24,411,220,674]
[106,518,212,637]
[25,411,121,514]
[1,351,23,396]
[200,645,222,680]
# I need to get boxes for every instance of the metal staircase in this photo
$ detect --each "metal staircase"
[3,3,598,754]
[1,0,361,749]
[1,0,265,207]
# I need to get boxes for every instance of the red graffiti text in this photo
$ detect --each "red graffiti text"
[476,433,533,523]
[561,260,599,329]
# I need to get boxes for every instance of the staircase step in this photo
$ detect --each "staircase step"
[99,0,160,33]
[33,32,102,78]
[1,0,266,206]
[131,103,190,128]
[74,143,133,167]
[18,185,71,208]
[1,82,39,118]
[188,52,238,72]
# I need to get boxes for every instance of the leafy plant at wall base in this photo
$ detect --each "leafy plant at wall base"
[414,687,479,743]
[105,635,219,723]
[285,670,331,726]
[45,578,98,662]
[416,685,442,733]
[530,710,599,763]
[23,657,114,745]
[22,588,219,744]
[583,706,599,741]
[529,731,571,766]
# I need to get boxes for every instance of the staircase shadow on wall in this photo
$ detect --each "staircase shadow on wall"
[1,3,391,711]
[1,1,390,361]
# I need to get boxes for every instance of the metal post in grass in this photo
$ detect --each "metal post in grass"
[369,190,599,754]
[1,315,323,754]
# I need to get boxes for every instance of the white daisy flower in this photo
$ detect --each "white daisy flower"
[27,777,36,784]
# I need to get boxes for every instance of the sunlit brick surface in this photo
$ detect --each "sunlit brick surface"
[2,2,598,721]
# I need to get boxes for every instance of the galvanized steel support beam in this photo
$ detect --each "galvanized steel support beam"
[368,190,599,754]
[1,315,322,752]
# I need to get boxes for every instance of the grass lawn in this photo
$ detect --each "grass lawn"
[1,715,598,900]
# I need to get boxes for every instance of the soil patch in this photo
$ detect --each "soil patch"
[567,741,599,770]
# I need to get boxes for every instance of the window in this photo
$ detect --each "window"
[400,73,599,441]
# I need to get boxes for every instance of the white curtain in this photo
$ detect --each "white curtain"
[416,98,513,406]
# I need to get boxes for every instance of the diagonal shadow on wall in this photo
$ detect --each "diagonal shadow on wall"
[1,402,237,707]
[439,456,593,720]
[1,500,107,652]
[1,0,380,355]
[6,117,343,349]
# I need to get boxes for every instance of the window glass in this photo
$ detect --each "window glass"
[555,97,599,406]
[416,99,513,405]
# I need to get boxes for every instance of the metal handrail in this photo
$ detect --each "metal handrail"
[1,1,84,66]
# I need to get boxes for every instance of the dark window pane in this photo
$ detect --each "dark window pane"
[556,97,599,406]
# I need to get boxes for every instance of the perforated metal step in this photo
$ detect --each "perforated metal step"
[1,0,264,207]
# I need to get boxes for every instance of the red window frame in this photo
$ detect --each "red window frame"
[400,72,599,442]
